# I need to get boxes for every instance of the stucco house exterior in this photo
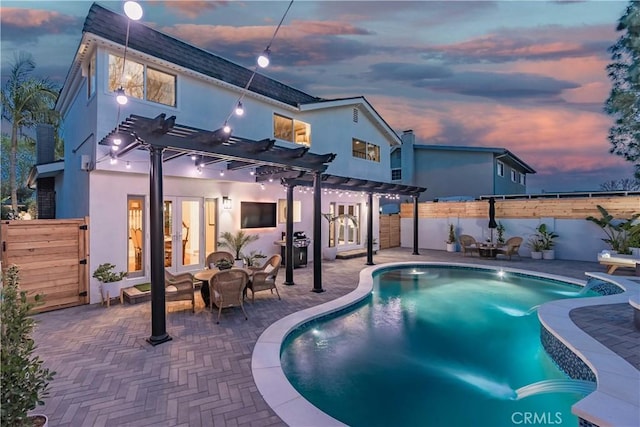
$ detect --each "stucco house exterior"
[34,3,424,304]
[392,130,536,201]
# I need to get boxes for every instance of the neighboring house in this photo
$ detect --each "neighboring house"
[392,130,536,201]
[30,3,421,304]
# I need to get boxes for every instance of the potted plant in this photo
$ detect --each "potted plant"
[321,213,358,260]
[1,265,55,427]
[445,224,457,252]
[586,205,640,254]
[536,223,558,260]
[214,258,233,270]
[496,223,506,246]
[243,250,267,268]
[92,263,127,306]
[218,230,260,266]
[526,236,544,260]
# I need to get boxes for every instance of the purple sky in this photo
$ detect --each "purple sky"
[1,1,636,192]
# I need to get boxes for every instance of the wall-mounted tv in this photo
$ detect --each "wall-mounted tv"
[240,202,277,229]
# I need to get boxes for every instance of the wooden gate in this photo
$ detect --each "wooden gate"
[1,217,89,313]
[379,214,400,249]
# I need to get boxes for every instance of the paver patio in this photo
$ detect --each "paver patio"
[31,248,638,426]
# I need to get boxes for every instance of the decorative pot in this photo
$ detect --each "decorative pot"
[322,246,337,261]
[531,251,543,260]
[446,243,456,253]
[29,414,48,427]
[100,280,123,307]
[542,249,555,260]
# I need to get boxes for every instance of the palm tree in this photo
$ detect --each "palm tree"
[1,52,59,214]
[218,230,260,260]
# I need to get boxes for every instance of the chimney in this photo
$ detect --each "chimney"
[36,124,55,164]
[400,130,415,186]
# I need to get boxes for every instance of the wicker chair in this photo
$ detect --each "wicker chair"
[459,234,479,257]
[497,237,523,260]
[209,268,249,323]
[164,269,196,312]
[205,251,235,269]
[247,254,281,303]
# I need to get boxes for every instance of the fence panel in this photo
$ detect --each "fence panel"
[1,217,89,313]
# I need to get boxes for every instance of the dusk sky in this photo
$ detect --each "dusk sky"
[1,0,636,193]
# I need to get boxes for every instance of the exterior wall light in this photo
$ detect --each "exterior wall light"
[222,196,232,210]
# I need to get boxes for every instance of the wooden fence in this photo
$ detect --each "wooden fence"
[400,196,640,219]
[379,214,400,249]
[1,218,89,313]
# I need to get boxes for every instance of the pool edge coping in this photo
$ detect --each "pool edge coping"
[251,262,639,427]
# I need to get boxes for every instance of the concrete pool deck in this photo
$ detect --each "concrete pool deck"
[31,248,639,426]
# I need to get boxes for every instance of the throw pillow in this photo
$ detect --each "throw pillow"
[166,285,178,293]
[264,264,275,274]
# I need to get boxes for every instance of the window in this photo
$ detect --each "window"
[496,160,504,177]
[108,54,176,107]
[352,139,380,162]
[273,113,311,146]
[511,169,517,182]
[391,169,402,180]
[127,196,144,277]
[87,51,96,98]
[519,172,526,185]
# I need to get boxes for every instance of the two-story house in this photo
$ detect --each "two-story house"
[33,3,423,304]
[392,130,536,201]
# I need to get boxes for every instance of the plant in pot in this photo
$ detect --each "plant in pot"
[218,230,260,267]
[1,265,56,427]
[242,250,267,268]
[214,258,233,270]
[445,224,457,252]
[321,213,358,260]
[586,205,640,254]
[92,263,127,306]
[536,223,558,260]
[526,236,544,260]
[496,223,506,246]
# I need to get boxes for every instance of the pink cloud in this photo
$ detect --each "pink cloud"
[152,1,230,19]
[0,7,75,31]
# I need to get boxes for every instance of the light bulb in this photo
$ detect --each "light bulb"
[190,153,197,161]
[257,48,270,68]
[219,170,224,177]
[115,87,128,105]
[111,145,119,151]
[110,157,118,165]
[113,138,122,145]
[124,1,143,20]
[126,161,131,169]
[235,101,244,116]
[223,123,231,134]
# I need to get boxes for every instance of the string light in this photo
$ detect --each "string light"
[126,161,131,169]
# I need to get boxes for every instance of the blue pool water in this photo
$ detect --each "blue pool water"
[281,266,597,427]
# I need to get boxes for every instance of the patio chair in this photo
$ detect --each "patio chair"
[164,269,196,312]
[205,251,235,269]
[209,268,250,323]
[496,237,523,260]
[247,254,282,303]
[459,235,479,257]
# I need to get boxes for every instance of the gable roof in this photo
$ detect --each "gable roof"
[81,3,321,107]
[399,144,536,174]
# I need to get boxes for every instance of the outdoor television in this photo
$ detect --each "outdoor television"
[240,202,277,229]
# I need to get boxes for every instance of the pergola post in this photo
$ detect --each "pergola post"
[312,172,324,293]
[366,191,374,265]
[284,182,295,286]
[147,145,172,346]
[413,195,420,255]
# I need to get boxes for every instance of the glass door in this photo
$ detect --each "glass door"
[333,202,361,249]
[164,197,203,272]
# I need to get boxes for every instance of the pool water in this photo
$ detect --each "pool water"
[281,266,597,427]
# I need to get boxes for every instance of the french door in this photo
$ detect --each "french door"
[332,202,361,250]
[163,197,202,272]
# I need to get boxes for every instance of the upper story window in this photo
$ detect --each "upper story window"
[273,113,311,147]
[108,54,176,107]
[496,160,504,177]
[87,51,96,99]
[352,139,380,162]
[519,172,526,185]
[391,169,402,180]
[511,169,517,182]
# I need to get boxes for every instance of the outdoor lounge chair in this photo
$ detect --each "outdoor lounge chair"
[597,252,640,275]
[164,269,196,312]
[247,254,282,303]
[497,237,523,260]
[459,235,479,257]
[209,268,250,323]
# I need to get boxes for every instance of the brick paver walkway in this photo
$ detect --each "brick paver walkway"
[31,248,638,426]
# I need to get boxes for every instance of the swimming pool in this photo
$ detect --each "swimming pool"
[279,266,597,426]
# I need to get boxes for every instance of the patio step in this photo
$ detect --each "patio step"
[336,249,376,260]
